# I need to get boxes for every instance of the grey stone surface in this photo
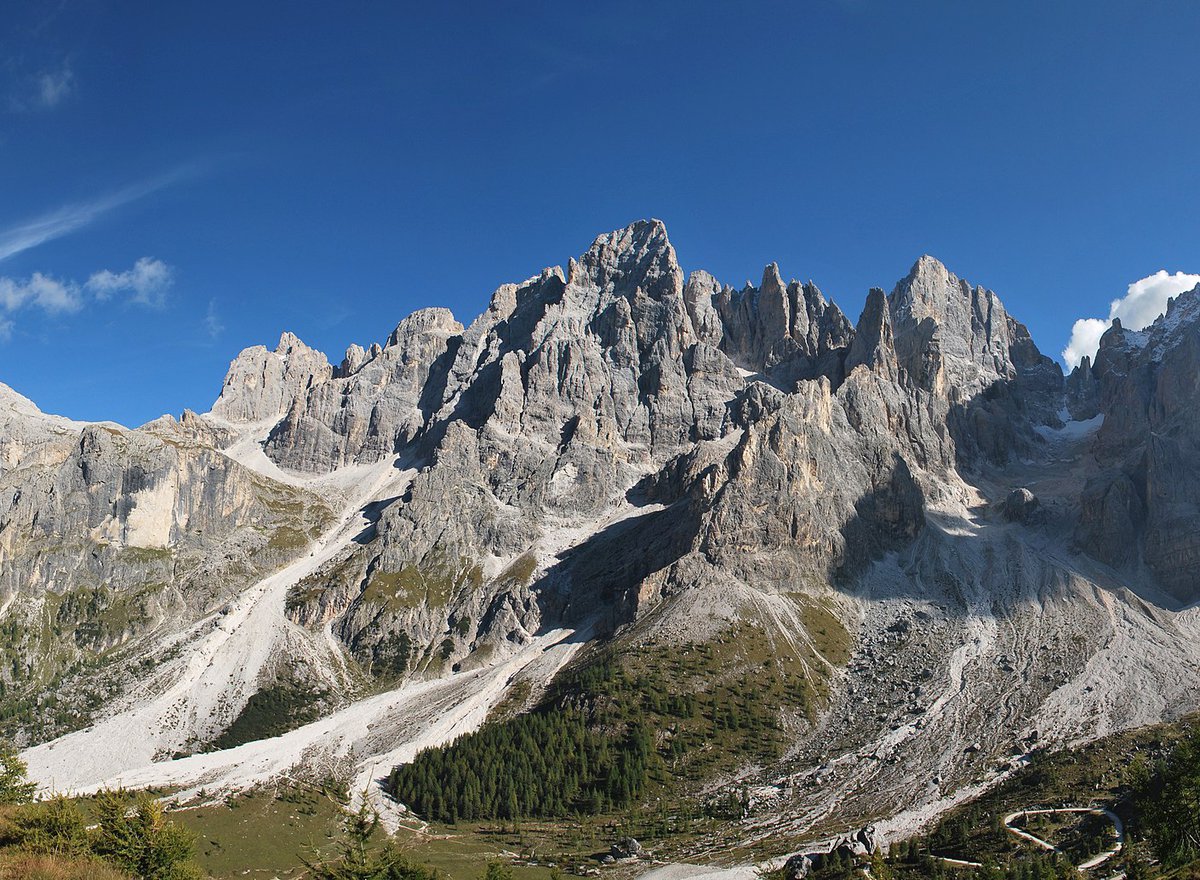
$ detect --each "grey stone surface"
[264,307,463,472]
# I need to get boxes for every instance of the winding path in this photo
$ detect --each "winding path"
[931,805,1124,872]
[1002,807,1124,871]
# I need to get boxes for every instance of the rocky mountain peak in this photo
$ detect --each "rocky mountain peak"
[713,261,853,387]
[889,255,1039,395]
[1150,282,1200,346]
[1073,279,1200,601]
[385,308,463,350]
[0,381,88,476]
[1083,281,1200,406]
[275,331,312,357]
[0,381,46,420]
[14,218,1200,853]
[760,261,786,297]
[336,344,369,378]
[571,218,682,302]
[905,253,954,286]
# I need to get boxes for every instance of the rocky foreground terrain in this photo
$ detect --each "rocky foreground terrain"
[3,219,1200,852]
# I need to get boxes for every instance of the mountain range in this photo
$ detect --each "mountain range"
[3,219,1200,858]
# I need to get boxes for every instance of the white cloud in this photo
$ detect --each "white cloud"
[0,272,81,314]
[1062,318,1109,371]
[203,299,224,339]
[1062,270,1200,369]
[1111,270,1200,330]
[0,271,80,339]
[0,257,173,337]
[36,66,73,108]
[86,257,173,307]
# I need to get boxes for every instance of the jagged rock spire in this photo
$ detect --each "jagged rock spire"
[846,288,898,381]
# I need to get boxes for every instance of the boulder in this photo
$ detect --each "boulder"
[610,837,642,860]
[782,853,814,880]
[855,825,882,854]
[1003,487,1040,523]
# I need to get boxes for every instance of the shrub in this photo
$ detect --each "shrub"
[483,862,513,880]
[1135,726,1200,867]
[305,804,438,880]
[0,851,131,879]
[8,798,90,858]
[90,792,199,880]
[0,744,35,806]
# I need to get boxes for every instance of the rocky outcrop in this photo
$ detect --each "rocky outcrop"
[890,255,1023,394]
[16,216,1200,846]
[886,256,1062,468]
[281,221,752,664]
[681,375,927,595]
[0,423,330,579]
[845,288,898,382]
[610,837,643,860]
[210,332,332,424]
[5,223,1082,699]
[1003,487,1040,523]
[141,409,238,449]
[363,221,743,562]
[264,308,463,472]
[0,382,88,476]
[0,420,332,709]
[1065,353,1099,419]
[259,222,1073,665]
[783,825,881,879]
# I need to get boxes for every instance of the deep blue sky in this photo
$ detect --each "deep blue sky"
[1,1,1197,425]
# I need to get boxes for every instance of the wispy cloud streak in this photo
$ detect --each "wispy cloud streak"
[0,168,194,264]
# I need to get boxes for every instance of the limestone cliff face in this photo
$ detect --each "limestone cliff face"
[276,222,1067,666]
[1072,289,1200,601]
[0,418,330,574]
[210,332,332,424]
[886,256,1063,468]
[663,373,926,599]
[888,255,1063,399]
[281,220,757,663]
[713,262,855,388]
[0,383,85,477]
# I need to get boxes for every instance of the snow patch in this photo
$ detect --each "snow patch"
[1034,410,1104,442]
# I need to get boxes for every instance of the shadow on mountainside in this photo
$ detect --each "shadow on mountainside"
[929,374,1183,612]
[536,498,703,636]
[835,451,927,588]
